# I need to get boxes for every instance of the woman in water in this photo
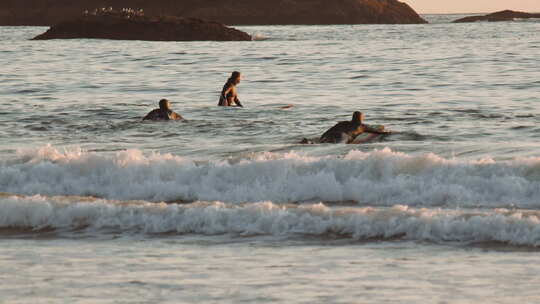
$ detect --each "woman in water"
[218,71,243,107]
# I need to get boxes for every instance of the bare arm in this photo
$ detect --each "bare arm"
[233,96,243,107]
[169,112,184,120]
[222,84,233,97]
[229,86,243,107]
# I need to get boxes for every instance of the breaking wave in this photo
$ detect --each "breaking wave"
[1,145,540,208]
[1,194,540,247]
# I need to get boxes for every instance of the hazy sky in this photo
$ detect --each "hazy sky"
[406,0,540,14]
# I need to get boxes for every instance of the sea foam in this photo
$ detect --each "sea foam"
[1,194,540,246]
[1,145,540,208]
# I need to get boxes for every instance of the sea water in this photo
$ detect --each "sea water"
[1,15,540,303]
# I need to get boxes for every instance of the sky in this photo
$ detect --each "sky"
[405,0,540,14]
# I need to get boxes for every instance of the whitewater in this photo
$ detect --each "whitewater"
[1,14,540,303]
[3,145,540,208]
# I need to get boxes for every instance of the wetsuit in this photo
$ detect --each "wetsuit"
[320,123,383,143]
[142,109,183,121]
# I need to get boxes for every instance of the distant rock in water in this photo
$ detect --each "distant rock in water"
[1,0,427,26]
[453,10,540,23]
[32,11,252,41]
[171,0,428,25]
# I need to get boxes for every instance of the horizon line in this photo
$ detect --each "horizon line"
[415,8,540,15]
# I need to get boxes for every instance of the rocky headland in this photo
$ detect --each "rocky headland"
[453,10,540,23]
[0,0,427,26]
[32,9,252,41]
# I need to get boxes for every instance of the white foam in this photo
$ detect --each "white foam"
[251,33,269,41]
[1,145,540,208]
[1,195,540,246]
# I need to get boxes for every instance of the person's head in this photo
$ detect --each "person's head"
[229,71,241,85]
[159,98,171,111]
[352,111,364,123]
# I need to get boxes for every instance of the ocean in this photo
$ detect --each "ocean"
[1,14,540,303]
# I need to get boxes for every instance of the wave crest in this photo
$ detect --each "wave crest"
[1,195,540,246]
[2,145,540,208]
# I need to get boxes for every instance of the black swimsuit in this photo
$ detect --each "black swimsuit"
[218,82,234,106]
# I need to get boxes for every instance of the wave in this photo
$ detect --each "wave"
[251,33,270,41]
[1,194,540,247]
[1,145,540,208]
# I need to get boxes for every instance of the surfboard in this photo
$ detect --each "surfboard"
[350,125,389,144]
[351,132,382,144]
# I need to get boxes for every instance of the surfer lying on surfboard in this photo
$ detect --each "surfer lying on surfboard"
[320,111,389,144]
[301,111,389,144]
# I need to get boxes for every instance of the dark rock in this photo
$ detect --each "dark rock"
[173,0,428,25]
[32,13,252,41]
[1,0,427,26]
[453,10,540,23]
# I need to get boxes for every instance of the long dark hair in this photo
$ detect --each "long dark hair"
[227,71,241,84]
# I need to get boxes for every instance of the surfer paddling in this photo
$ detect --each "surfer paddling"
[142,99,183,121]
[319,111,388,144]
[218,71,243,107]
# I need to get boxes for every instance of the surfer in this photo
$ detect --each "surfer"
[218,71,243,107]
[319,111,387,144]
[142,99,183,121]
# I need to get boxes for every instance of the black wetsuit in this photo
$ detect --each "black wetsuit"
[320,121,363,143]
[142,109,182,121]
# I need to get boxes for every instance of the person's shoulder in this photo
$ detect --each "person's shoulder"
[333,121,351,129]
[143,108,161,120]
[321,121,347,135]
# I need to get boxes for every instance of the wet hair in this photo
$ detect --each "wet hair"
[352,111,363,123]
[228,71,241,83]
[159,99,170,110]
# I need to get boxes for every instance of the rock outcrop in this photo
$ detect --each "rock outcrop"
[1,0,427,26]
[32,11,252,41]
[453,10,540,23]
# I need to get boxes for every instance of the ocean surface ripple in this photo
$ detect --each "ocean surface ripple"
[1,18,540,247]
[2,16,540,303]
